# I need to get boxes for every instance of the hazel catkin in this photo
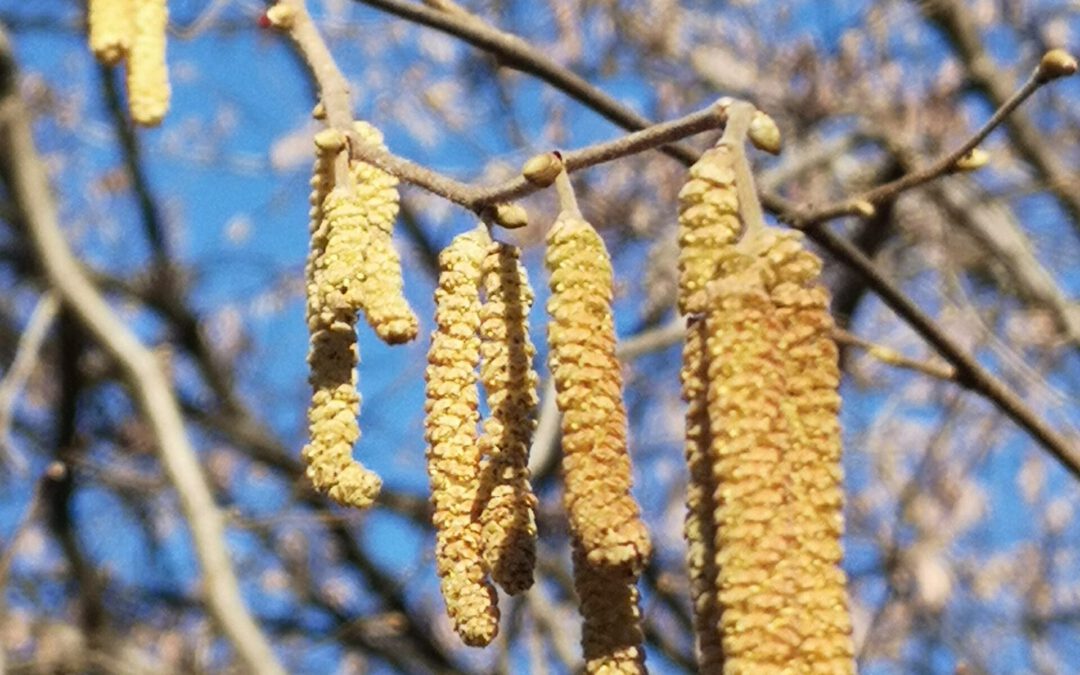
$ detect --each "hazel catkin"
[572,540,648,674]
[300,187,383,510]
[347,121,419,345]
[126,0,170,126]
[425,225,500,647]
[88,0,132,66]
[545,212,650,571]
[476,241,539,595]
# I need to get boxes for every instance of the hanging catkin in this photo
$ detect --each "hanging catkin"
[572,540,648,674]
[545,210,651,571]
[301,187,382,509]
[304,129,347,331]
[425,225,499,647]
[764,231,855,670]
[88,0,132,66]
[476,241,539,595]
[347,121,419,345]
[127,0,170,126]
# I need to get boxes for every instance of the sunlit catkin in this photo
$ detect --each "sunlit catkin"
[701,229,855,673]
[126,0,170,126]
[476,241,539,595]
[304,130,347,330]
[677,142,742,315]
[545,212,650,570]
[88,0,132,66]
[572,540,648,674]
[347,121,419,344]
[300,188,382,510]
[704,264,798,670]
[765,231,855,671]
[425,225,499,647]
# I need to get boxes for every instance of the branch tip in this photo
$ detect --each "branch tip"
[1037,49,1078,82]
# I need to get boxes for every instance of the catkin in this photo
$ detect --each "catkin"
[545,212,650,571]
[700,230,855,673]
[305,130,347,331]
[476,242,539,595]
[301,188,382,510]
[347,122,419,345]
[127,0,170,126]
[765,232,855,671]
[425,225,499,647]
[88,0,132,66]
[572,540,648,674]
[676,142,742,315]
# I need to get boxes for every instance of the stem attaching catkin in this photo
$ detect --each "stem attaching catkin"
[476,241,539,596]
[425,225,500,647]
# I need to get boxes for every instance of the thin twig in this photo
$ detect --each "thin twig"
[785,67,1050,229]
[0,30,287,675]
[832,327,957,381]
[0,291,58,473]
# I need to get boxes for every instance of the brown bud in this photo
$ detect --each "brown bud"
[522,152,564,187]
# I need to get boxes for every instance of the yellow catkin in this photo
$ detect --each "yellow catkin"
[676,141,743,316]
[702,230,855,674]
[304,130,347,330]
[681,317,723,671]
[126,0,170,126]
[300,188,382,510]
[545,212,650,571]
[425,225,499,647]
[703,265,798,672]
[88,0,132,66]
[347,122,419,345]
[476,241,539,595]
[572,540,648,674]
[764,232,855,672]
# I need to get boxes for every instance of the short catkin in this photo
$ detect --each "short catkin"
[476,241,539,595]
[545,212,651,571]
[126,0,170,126]
[88,0,132,66]
[347,122,419,345]
[425,225,499,647]
[300,187,383,510]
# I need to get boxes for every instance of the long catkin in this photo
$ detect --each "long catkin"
[476,241,539,596]
[677,133,745,670]
[301,188,382,509]
[88,0,132,66]
[425,225,499,647]
[545,212,650,571]
[701,230,855,673]
[305,129,347,331]
[347,122,418,345]
[126,0,170,126]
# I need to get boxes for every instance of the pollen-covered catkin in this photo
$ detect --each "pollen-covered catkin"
[347,122,419,344]
[425,225,499,647]
[572,540,648,674]
[126,0,170,126]
[546,212,650,571]
[765,232,855,671]
[301,188,382,510]
[476,242,539,595]
[677,142,743,315]
[88,0,132,66]
[304,130,347,330]
[703,265,799,670]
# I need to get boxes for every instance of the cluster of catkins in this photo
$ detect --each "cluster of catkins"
[677,103,855,673]
[87,0,170,126]
[298,100,854,673]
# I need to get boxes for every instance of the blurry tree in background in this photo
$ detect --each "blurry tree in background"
[0,0,1078,672]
